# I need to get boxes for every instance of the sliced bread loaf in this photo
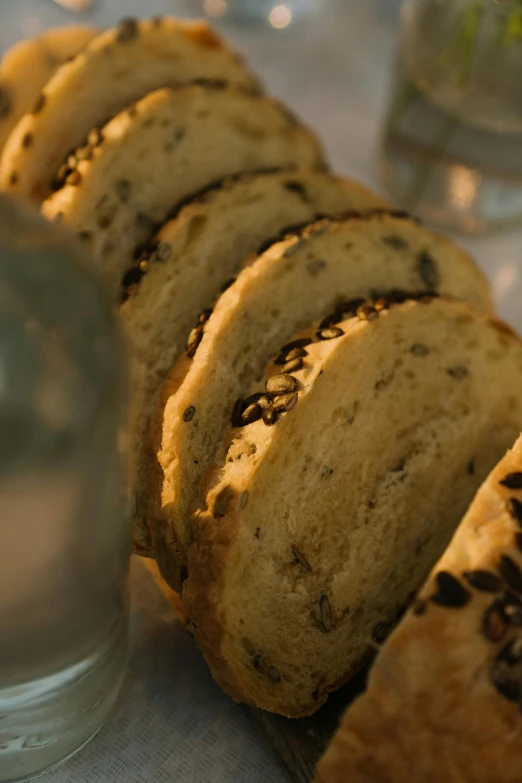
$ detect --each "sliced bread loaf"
[124,168,386,555]
[183,297,522,717]
[154,213,492,589]
[0,25,99,157]
[41,83,325,298]
[316,433,522,783]
[0,17,261,201]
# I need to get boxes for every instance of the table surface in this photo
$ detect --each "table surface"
[2,1,522,781]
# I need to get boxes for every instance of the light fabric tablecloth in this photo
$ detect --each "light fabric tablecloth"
[2,1,522,781]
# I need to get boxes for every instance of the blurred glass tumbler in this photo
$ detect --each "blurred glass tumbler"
[0,197,129,782]
[201,0,322,26]
[380,0,522,234]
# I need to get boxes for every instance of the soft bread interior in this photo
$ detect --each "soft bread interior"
[185,298,522,717]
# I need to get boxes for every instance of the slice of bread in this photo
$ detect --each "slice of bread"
[0,25,99,157]
[0,17,261,202]
[316,433,522,782]
[124,168,386,555]
[41,83,325,298]
[154,212,492,589]
[183,298,522,717]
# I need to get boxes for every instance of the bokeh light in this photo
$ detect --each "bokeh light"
[269,5,293,29]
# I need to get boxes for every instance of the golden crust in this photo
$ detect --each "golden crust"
[316,435,522,783]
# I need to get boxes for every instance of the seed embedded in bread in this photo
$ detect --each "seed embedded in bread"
[501,472,522,490]
[153,212,493,589]
[498,555,522,594]
[463,570,503,593]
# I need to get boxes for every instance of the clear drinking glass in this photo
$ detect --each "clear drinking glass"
[201,0,323,26]
[380,0,522,234]
[0,197,129,782]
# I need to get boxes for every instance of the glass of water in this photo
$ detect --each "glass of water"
[0,197,129,782]
[380,0,522,234]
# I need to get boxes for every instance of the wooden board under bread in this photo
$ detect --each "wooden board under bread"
[247,668,369,783]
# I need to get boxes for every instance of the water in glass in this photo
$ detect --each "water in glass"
[0,197,129,782]
[380,0,522,234]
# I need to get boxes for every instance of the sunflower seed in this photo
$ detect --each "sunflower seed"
[269,666,281,682]
[183,406,195,423]
[280,338,313,354]
[319,593,332,632]
[430,571,471,608]
[410,343,430,357]
[292,545,312,571]
[306,259,326,276]
[154,242,172,263]
[373,297,389,312]
[266,374,298,396]
[186,326,203,358]
[447,365,469,380]
[372,621,392,645]
[504,602,522,626]
[283,180,309,201]
[214,486,234,518]
[463,569,503,593]
[490,656,521,702]
[116,17,139,42]
[357,304,379,321]
[262,407,277,426]
[241,403,262,425]
[286,347,308,361]
[319,312,341,329]
[483,600,508,643]
[338,297,365,316]
[198,308,213,325]
[499,555,522,594]
[501,473,522,490]
[253,655,266,673]
[283,357,303,374]
[88,127,104,147]
[500,638,522,665]
[115,178,132,203]
[242,393,269,411]
[416,251,440,289]
[272,393,298,413]
[66,170,82,186]
[76,145,93,162]
[382,235,408,250]
[508,498,522,527]
[317,327,343,340]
